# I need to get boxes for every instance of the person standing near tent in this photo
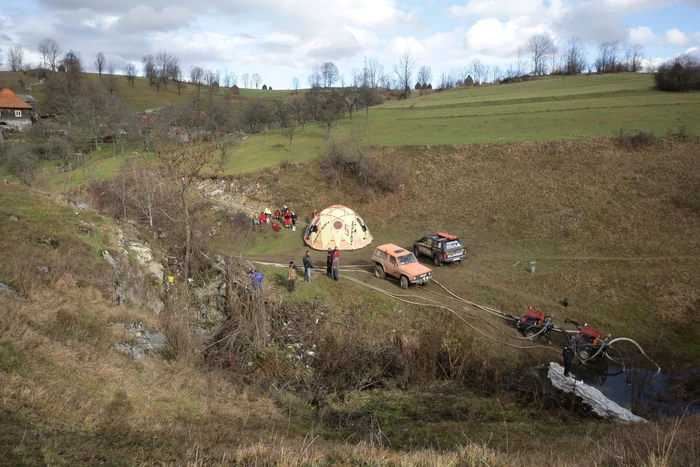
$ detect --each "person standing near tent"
[287,261,297,292]
[291,212,297,231]
[326,249,332,276]
[311,209,317,219]
[303,251,313,283]
[331,251,340,281]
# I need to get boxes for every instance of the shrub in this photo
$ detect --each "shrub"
[655,54,700,92]
[262,84,268,90]
[319,137,405,194]
[613,129,656,150]
[279,159,292,170]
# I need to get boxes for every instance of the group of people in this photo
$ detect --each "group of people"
[287,247,340,291]
[252,205,297,232]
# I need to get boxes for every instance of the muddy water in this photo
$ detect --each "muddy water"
[567,360,699,419]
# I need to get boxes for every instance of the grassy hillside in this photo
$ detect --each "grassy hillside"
[2,160,700,464]
[0,70,297,112]
[351,73,699,145]
[244,137,700,362]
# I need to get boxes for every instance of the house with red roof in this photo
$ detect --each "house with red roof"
[0,88,34,132]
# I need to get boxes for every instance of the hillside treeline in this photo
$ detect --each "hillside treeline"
[655,54,700,92]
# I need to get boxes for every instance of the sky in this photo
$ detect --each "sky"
[0,0,699,90]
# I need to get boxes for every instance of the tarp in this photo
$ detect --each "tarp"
[305,205,373,251]
[548,362,645,422]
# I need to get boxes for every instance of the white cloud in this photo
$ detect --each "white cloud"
[116,5,194,32]
[603,0,674,12]
[628,26,657,44]
[664,28,689,45]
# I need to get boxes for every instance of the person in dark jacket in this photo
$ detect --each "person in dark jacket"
[326,249,332,276]
[303,251,313,282]
[332,254,339,281]
[563,344,575,377]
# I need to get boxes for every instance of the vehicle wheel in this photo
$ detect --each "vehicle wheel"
[400,275,409,290]
[413,246,420,257]
[524,326,541,342]
[578,347,593,361]
[374,264,385,280]
[433,255,440,266]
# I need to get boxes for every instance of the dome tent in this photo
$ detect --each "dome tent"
[305,205,373,251]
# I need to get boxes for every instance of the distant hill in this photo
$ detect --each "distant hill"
[0,71,298,112]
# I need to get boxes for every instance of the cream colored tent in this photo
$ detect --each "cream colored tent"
[304,205,373,251]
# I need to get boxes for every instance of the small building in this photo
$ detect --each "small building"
[17,94,40,113]
[0,88,33,132]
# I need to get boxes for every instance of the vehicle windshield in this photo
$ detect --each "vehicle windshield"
[397,253,418,265]
[445,240,465,252]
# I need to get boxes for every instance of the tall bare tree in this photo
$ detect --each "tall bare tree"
[241,73,249,89]
[417,65,432,88]
[527,35,555,76]
[8,46,24,72]
[104,61,119,93]
[563,37,587,75]
[321,62,340,87]
[625,44,644,72]
[94,52,106,76]
[190,66,204,97]
[469,58,486,84]
[491,66,502,82]
[37,38,62,71]
[308,66,322,88]
[595,41,620,73]
[393,50,415,99]
[155,51,178,91]
[156,137,223,284]
[124,63,137,87]
[142,54,157,87]
[291,76,300,94]
[516,47,525,77]
[251,73,262,89]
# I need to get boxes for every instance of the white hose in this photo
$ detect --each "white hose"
[608,337,662,374]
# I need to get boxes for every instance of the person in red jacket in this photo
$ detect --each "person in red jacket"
[259,212,266,229]
[283,211,292,228]
[332,246,340,261]
[311,209,317,219]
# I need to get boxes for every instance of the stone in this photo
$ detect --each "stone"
[8,215,18,222]
[0,282,22,297]
[114,323,168,359]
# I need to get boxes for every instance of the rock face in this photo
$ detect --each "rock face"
[114,323,168,359]
[128,240,164,282]
[548,362,645,422]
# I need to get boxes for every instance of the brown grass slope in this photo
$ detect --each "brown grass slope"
[247,136,700,362]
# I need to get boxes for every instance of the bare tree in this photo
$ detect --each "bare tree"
[142,54,157,87]
[155,51,178,91]
[321,62,340,87]
[94,52,106,76]
[393,50,415,99]
[8,46,24,72]
[625,44,644,72]
[37,38,62,71]
[104,61,119,93]
[491,66,502,82]
[124,63,137,87]
[417,65,432,91]
[527,35,555,76]
[291,76,300,94]
[563,37,587,75]
[190,66,204,97]
[231,72,237,86]
[174,65,185,96]
[251,73,262,89]
[595,41,620,73]
[308,66,322,88]
[222,71,232,89]
[156,137,223,284]
[365,58,385,88]
[241,73,249,89]
[470,58,486,84]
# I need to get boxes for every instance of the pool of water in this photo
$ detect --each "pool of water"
[567,360,699,419]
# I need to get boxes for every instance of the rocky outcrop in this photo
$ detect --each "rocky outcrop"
[114,323,168,359]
